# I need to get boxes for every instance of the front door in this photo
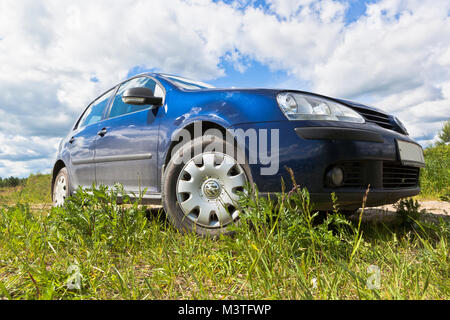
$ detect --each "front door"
[68,89,114,189]
[94,76,164,195]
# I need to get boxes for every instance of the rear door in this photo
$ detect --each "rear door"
[68,89,114,189]
[94,76,164,195]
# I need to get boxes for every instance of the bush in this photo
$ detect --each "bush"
[420,144,450,199]
[394,198,426,229]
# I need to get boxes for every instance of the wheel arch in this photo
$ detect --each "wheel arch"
[51,160,66,196]
[163,120,233,168]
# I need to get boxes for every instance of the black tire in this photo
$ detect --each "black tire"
[52,167,70,207]
[162,135,253,237]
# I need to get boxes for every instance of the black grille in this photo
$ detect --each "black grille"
[325,161,364,188]
[351,106,394,130]
[339,161,364,188]
[383,163,420,188]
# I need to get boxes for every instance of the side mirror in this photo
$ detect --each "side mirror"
[122,87,163,106]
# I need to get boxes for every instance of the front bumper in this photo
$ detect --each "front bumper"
[230,120,422,210]
[309,187,420,210]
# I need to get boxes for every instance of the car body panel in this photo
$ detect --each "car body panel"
[66,123,100,188]
[94,107,161,194]
[228,120,420,209]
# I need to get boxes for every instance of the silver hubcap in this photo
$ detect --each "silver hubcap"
[176,152,248,228]
[53,175,67,207]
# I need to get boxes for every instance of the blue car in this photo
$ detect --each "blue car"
[52,73,425,236]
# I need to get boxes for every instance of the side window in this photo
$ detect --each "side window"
[108,77,164,119]
[78,89,114,128]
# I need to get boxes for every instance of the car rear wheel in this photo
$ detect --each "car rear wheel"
[162,135,252,236]
[52,167,70,207]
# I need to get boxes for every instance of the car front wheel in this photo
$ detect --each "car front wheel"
[162,135,252,236]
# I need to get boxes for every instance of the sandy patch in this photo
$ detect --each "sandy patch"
[351,201,449,225]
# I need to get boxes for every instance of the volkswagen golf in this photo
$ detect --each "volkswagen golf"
[52,73,425,236]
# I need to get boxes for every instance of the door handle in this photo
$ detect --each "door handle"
[97,128,108,137]
[69,137,75,144]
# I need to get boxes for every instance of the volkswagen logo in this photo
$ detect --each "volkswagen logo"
[202,179,221,199]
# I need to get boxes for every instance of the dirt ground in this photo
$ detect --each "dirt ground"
[351,201,450,225]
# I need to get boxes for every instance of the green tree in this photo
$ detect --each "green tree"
[438,120,450,145]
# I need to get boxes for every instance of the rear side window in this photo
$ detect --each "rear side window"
[78,89,114,128]
[108,77,164,119]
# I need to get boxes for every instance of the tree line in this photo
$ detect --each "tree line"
[0,176,27,188]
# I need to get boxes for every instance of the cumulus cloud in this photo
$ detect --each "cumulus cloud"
[0,0,243,176]
[0,0,448,177]
[311,0,450,145]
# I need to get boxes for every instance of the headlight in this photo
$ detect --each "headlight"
[394,116,409,135]
[277,92,365,123]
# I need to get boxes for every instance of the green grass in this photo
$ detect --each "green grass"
[0,145,448,300]
[0,182,448,300]
[0,174,51,205]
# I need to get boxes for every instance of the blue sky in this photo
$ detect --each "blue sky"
[344,0,378,23]
[0,0,449,177]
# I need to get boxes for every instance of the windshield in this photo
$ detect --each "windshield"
[161,74,215,90]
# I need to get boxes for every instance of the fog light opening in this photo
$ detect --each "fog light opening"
[327,167,344,187]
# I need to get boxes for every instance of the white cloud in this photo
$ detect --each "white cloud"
[236,2,346,78]
[267,0,311,17]
[0,0,243,176]
[0,0,448,177]
[311,0,450,145]
[0,133,59,177]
